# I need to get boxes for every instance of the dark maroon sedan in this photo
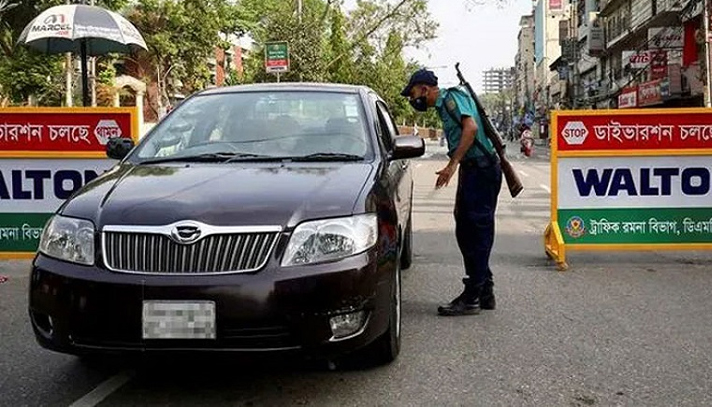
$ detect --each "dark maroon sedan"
[29,83,424,365]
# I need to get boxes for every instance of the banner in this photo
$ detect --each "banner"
[638,79,664,106]
[545,109,712,270]
[0,107,137,157]
[0,107,138,257]
[618,87,638,108]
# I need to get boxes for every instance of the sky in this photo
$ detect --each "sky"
[403,0,536,92]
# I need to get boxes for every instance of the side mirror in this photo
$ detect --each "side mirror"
[106,137,135,160]
[391,135,425,160]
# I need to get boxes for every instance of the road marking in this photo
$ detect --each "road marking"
[69,370,134,407]
[518,170,530,178]
[539,184,551,193]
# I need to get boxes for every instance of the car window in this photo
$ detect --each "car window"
[133,91,372,160]
[375,102,398,151]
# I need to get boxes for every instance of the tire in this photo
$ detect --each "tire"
[400,216,413,270]
[364,263,401,366]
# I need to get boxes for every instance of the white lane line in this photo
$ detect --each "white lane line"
[539,184,551,193]
[518,170,530,178]
[69,370,135,407]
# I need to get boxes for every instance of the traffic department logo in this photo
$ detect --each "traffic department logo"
[94,120,122,145]
[561,121,589,146]
[565,216,586,238]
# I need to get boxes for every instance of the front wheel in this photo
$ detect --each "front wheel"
[363,263,401,366]
[400,216,413,270]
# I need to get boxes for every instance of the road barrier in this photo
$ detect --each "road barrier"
[544,108,712,270]
[0,107,138,258]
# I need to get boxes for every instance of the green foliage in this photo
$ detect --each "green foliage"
[1,0,441,127]
[0,47,63,105]
[241,0,438,126]
[0,0,68,105]
[126,0,248,96]
[327,7,353,84]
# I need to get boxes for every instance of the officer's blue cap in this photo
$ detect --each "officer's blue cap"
[400,69,438,97]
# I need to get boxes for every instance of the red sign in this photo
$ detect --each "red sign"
[0,108,137,157]
[638,79,664,107]
[650,50,668,80]
[618,87,638,109]
[549,0,563,10]
[557,110,712,151]
[265,60,288,68]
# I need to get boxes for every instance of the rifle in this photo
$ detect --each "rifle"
[455,63,524,198]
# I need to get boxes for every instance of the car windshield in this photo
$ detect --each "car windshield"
[131,90,372,162]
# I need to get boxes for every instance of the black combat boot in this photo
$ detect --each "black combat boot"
[437,279,481,316]
[480,278,496,310]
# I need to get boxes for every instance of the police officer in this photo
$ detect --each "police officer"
[401,68,503,316]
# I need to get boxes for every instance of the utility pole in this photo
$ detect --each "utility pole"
[65,0,72,106]
[90,0,96,107]
[704,0,712,107]
[297,0,302,23]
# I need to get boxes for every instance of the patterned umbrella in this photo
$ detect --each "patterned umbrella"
[17,4,147,106]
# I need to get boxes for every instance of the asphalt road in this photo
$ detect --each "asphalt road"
[2,141,712,407]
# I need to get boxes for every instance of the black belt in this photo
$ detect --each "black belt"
[460,154,498,169]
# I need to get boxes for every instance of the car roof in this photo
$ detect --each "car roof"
[198,82,375,96]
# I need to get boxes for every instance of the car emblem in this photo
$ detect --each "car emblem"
[170,222,202,244]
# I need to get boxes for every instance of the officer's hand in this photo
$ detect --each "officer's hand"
[435,164,456,189]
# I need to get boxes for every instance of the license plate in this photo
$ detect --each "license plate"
[142,300,216,340]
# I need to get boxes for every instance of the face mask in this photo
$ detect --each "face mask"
[409,88,429,112]
[409,96,428,112]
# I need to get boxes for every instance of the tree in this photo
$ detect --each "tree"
[326,6,354,84]
[242,0,330,83]
[0,0,129,105]
[125,0,251,113]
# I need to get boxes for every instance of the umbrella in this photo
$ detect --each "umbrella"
[17,4,147,106]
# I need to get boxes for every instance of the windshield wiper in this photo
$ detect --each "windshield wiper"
[290,153,364,162]
[223,154,293,163]
[140,152,271,165]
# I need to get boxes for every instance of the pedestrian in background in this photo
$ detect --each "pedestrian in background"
[401,68,502,316]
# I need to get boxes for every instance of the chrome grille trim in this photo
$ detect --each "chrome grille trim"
[101,222,282,275]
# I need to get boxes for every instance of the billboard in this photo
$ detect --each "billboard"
[0,107,137,157]
[545,109,712,270]
[0,107,138,258]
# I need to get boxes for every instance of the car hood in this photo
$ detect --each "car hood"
[61,162,374,228]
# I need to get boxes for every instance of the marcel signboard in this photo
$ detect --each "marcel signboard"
[0,107,138,258]
[545,108,712,270]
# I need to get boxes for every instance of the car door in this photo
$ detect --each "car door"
[374,101,411,236]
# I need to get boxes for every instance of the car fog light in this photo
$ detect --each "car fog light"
[329,311,366,339]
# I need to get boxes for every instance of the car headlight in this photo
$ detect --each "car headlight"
[282,214,378,267]
[38,215,95,266]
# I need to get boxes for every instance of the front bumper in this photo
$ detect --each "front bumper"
[28,248,391,357]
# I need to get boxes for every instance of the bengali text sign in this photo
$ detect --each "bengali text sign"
[0,108,136,154]
[557,110,712,151]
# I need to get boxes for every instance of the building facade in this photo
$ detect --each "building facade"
[533,0,570,137]
[482,67,515,93]
[515,14,536,112]
[550,0,705,110]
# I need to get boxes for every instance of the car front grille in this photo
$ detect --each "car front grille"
[102,224,282,274]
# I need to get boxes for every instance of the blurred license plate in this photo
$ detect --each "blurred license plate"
[142,301,216,339]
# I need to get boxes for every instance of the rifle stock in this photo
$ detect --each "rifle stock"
[455,63,524,198]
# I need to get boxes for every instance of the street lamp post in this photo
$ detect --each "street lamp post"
[704,0,712,107]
